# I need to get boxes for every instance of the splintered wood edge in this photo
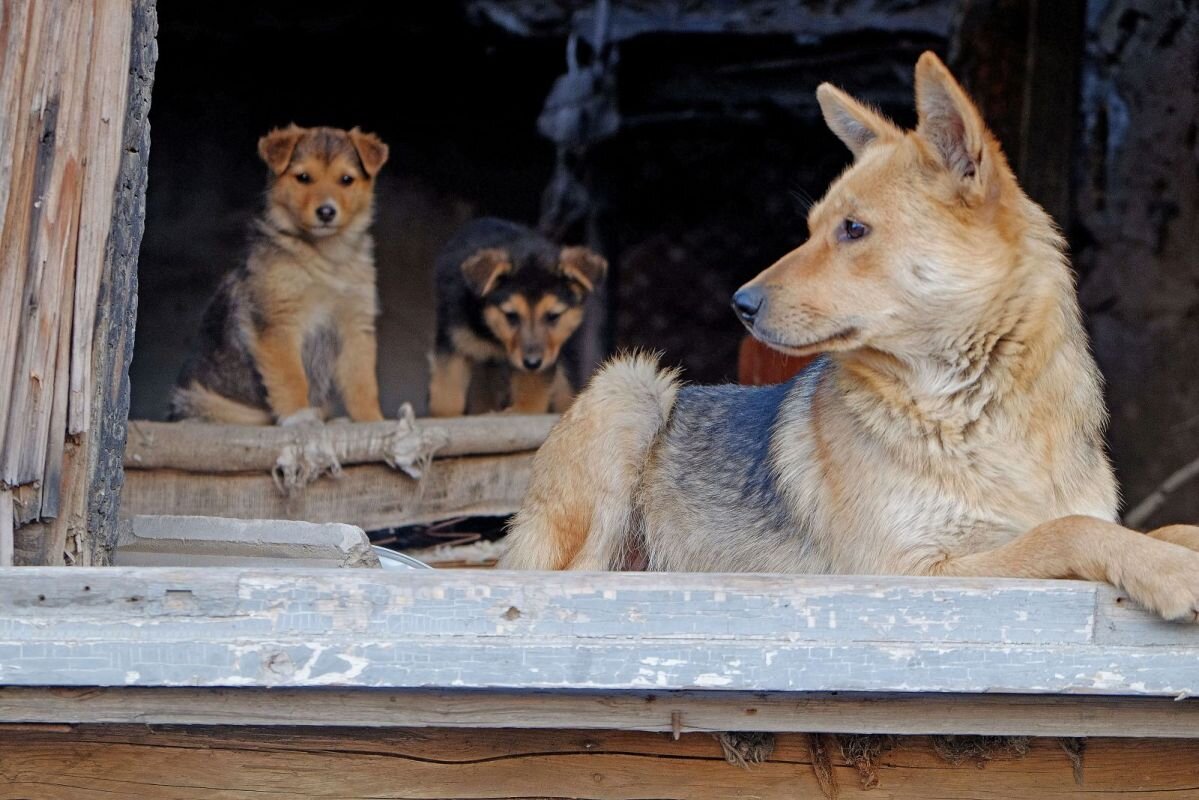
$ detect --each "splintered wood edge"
[1,687,1198,738]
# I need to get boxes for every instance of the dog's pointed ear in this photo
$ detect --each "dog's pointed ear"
[914,51,991,188]
[816,83,901,159]
[258,124,305,175]
[559,246,607,293]
[461,248,512,296]
[348,127,389,177]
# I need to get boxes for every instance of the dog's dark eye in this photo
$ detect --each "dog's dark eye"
[544,311,562,324]
[296,172,312,184]
[504,311,521,326]
[839,218,869,242]
[340,174,354,185]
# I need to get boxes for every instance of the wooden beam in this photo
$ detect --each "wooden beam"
[123,415,557,473]
[1,568,1197,698]
[3,687,1198,739]
[1,725,1197,798]
[120,452,535,530]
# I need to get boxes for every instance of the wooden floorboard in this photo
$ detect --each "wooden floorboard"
[0,725,1196,799]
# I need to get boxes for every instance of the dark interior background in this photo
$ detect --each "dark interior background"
[131,0,1199,527]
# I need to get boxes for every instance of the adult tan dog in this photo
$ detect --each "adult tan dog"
[500,52,1199,623]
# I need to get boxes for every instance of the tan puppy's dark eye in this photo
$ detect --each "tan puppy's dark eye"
[544,310,562,324]
[296,172,312,184]
[838,218,869,241]
[504,311,521,326]
[340,175,354,185]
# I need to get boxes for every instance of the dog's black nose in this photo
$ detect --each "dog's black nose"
[732,287,764,323]
[316,204,337,223]
[522,355,543,371]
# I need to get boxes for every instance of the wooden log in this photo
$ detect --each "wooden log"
[3,687,1199,739]
[0,725,1195,799]
[120,452,535,530]
[123,415,557,473]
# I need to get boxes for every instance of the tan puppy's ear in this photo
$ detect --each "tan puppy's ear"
[258,124,305,175]
[914,51,991,187]
[348,127,389,177]
[559,246,607,293]
[461,248,512,296]
[816,83,902,159]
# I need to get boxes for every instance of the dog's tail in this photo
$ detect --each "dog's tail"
[500,352,682,571]
[169,382,274,425]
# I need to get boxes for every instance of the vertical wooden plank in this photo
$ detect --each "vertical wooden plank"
[1,0,91,486]
[0,0,46,464]
[0,489,12,567]
[38,160,83,520]
[68,1,133,436]
[1017,0,1087,226]
[72,0,156,565]
[0,0,32,236]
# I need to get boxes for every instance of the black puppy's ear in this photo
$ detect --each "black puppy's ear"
[348,127,389,177]
[559,246,607,293]
[461,248,512,296]
[258,124,306,175]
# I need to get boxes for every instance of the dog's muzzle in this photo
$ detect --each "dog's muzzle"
[732,286,764,325]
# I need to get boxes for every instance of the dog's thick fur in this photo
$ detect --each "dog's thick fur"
[171,125,389,425]
[501,53,1199,622]
[428,218,606,416]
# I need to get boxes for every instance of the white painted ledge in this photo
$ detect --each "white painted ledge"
[1,568,1198,734]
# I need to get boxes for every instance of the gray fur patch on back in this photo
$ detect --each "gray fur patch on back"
[666,380,795,532]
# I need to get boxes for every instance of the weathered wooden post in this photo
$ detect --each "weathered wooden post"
[0,0,157,565]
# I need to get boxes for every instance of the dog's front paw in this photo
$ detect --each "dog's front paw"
[278,407,324,427]
[1149,524,1199,553]
[1119,543,1199,622]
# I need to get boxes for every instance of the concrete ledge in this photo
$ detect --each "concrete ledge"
[114,515,380,568]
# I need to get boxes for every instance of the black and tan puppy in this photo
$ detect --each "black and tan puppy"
[429,218,606,416]
[170,124,389,425]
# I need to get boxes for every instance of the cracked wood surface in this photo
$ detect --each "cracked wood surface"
[0,725,1196,799]
[1,568,1197,698]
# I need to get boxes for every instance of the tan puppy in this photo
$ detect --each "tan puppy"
[500,53,1199,623]
[171,125,389,425]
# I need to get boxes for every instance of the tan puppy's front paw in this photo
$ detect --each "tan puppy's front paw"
[278,407,324,427]
[1118,542,1199,622]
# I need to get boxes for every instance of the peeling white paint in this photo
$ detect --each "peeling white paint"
[693,673,733,687]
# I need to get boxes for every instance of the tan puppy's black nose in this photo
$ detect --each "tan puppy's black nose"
[316,204,337,223]
[732,286,764,323]
[522,354,543,371]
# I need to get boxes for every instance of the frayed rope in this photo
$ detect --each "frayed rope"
[271,404,449,495]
